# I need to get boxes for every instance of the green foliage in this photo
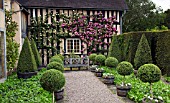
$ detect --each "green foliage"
[5,10,19,71]
[17,37,37,73]
[116,61,133,76]
[164,9,170,29]
[50,57,63,64]
[31,39,42,66]
[105,57,118,68]
[146,25,169,31]
[123,0,165,32]
[137,64,161,83]
[47,62,64,72]
[40,69,65,92]
[134,34,152,69]
[89,53,97,64]
[95,54,106,66]
[0,69,53,103]
[54,54,64,61]
[108,35,122,62]
[103,66,170,103]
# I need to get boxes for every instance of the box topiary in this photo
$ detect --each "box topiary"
[50,57,63,65]
[95,54,106,66]
[47,62,64,72]
[17,37,37,73]
[40,69,65,102]
[53,54,64,61]
[89,53,97,65]
[137,64,161,99]
[134,34,152,69]
[30,39,42,66]
[105,57,118,68]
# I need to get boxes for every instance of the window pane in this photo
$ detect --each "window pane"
[0,0,3,9]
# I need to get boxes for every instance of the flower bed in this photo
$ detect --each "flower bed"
[102,66,170,103]
[0,68,52,103]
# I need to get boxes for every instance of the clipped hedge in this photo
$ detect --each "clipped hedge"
[50,57,63,65]
[105,57,118,68]
[17,37,37,73]
[47,62,64,72]
[31,39,42,66]
[89,53,97,65]
[95,54,106,66]
[109,31,170,75]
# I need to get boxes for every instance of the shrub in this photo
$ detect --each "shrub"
[53,54,64,61]
[50,57,63,64]
[40,69,65,92]
[47,62,64,72]
[108,35,122,62]
[89,53,97,65]
[117,61,133,76]
[105,57,118,68]
[95,54,106,66]
[137,64,161,83]
[134,34,152,69]
[31,39,42,66]
[17,37,37,73]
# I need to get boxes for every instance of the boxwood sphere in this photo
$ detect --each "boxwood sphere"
[95,54,106,65]
[53,54,64,61]
[137,64,161,83]
[50,57,63,64]
[47,62,64,72]
[89,53,97,63]
[116,61,133,76]
[40,69,65,92]
[105,57,118,68]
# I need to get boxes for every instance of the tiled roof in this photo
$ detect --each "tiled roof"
[16,0,128,10]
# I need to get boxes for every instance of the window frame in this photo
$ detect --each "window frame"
[0,0,3,10]
[66,38,81,54]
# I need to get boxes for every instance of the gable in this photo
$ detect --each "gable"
[16,0,128,10]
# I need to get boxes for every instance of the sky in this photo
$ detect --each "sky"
[152,0,170,11]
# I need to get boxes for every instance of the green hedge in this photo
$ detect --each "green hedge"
[109,31,170,75]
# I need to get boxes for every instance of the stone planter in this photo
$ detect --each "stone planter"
[17,71,38,79]
[90,65,98,72]
[116,85,131,97]
[54,88,64,101]
[142,97,164,103]
[95,71,104,77]
[103,76,114,84]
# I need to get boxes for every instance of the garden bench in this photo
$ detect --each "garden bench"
[64,57,89,70]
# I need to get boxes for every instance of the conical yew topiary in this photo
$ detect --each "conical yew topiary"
[108,35,122,62]
[134,34,152,69]
[17,37,37,73]
[31,39,42,66]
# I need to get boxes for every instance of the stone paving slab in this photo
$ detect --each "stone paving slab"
[62,71,125,103]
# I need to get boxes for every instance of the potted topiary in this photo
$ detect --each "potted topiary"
[116,61,133,97]
[47,62,64,72]
[137,64,163,103]
[95,54,106,66]
[17,37,37,79]
[53,54,64,61]
[30,39,42,70]
[105,57,118,68]
[89,53,98,72]
[50,57,63,65]
[102,73,114,84]
[40,69,65,102]
[95,68,104,77]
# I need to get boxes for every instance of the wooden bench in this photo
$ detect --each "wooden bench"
[64,57,89,70]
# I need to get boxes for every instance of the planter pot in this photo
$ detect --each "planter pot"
[116,85,131,97]
[17,71,38,79]
[103,76,114,84]
[90,65,98,72]
[54,88,64,101]
[95,71,103,77]
[142,98,164,103]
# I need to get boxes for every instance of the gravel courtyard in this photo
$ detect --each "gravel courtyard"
[61,71,125,103]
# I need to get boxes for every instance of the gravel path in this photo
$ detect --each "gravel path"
[62,71,125,103]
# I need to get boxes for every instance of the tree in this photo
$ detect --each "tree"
[164,9,170,29]
[123,0,165,32]
[108,36,122,62]
[134,34,152,69]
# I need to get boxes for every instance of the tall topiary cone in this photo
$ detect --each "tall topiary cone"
[134,34,152,69]
[17,37,37,73]
[108,35,122,62]
[31,39,42,66]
